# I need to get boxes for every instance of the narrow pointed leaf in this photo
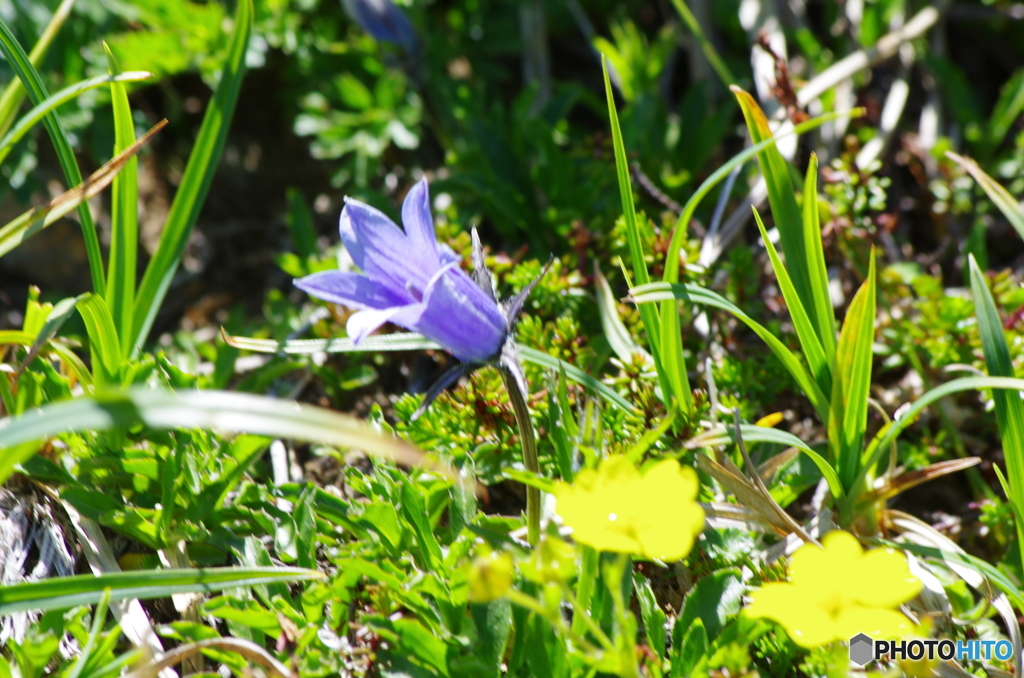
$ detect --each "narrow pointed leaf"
[802,153,837,363]
[104,44,139,360]
[0,388,429,486]
[629,282,829,422]
[595,266,649,364]
[732,86,818,333]
[752,206,831,396]
[830,251,876,490]
[76,293,121,387]
[602,56,682,408]
[948,151,1024,242]
[0,71,151,166]
[133,0,252,351]
[0,567,321,616]
[968,254,1024,559]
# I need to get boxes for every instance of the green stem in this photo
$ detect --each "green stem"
[501,367,541,546]
[668,0,737,89]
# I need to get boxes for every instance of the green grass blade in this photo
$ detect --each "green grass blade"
[663,109,863,285]
[687,424,843,500]
[77,293,122,387]
[0,388,428,485]
[603,56,685,410]
[221,331,637,413]
[947,151,1024,241]
[132,0,252,353]
[0,71,151,167]
[968,254,1024,557]
[0,0,74,140]
[829,251,876,491]
[103,44,139,361]
[0,329,92,387]
[752,206,831,396]
[595,266,650,364]
[668,0,736,88]
[857,376,1024,495]
[801,153,837,364]
[629,282,829,421]
[0,14,105,293]
[0,567,321,616]
[0,122,163,260]
[732,86,819,339]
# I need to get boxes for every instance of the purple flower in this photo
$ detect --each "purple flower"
[295,179,508,363]
[341,0,419,53]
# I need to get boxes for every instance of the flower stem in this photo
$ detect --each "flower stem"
[500,366,541,546]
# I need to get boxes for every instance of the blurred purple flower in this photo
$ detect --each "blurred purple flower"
[342,0,419,53]
[295,179,507,363]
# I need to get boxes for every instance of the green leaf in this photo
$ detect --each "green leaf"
[602,56,683,409]
[133,0,252,352]
[0,388,428,485]
[104,44,139,361]
[629,282,829,422]
[829,252,876,491]
[633,571,667,659]
[0,0,73,142]
[687,424,843,501]
[988,67,1024,150]
[858,376,1024,493]
[677,568,743,641]
[221,331,638,413]
[595,266,650,364]
[947,151,1024,242]
[801,154,837,365]
[732,87,820,338]
[968,255,1024,560]
[752,206,831,397]
[0,567,321,616]
[285,187,318,260]
[77,293,122,387]
[0,12,105,293]
[0,71,151,167]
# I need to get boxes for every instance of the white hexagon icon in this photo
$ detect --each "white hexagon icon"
[849,633,874,666]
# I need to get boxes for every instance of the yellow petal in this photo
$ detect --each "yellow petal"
[746,583,842,648]
[850,549,923,608]
[832,605,916,641]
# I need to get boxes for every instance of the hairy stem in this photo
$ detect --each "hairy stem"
[501,366,540,546]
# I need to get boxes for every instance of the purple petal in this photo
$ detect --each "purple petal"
[401,179,443,270]
[410,264,506,363]
[294,270,412,310]
[339,199,435,291]
[346,305,420,343]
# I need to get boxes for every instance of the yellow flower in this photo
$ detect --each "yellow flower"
[745,531,922,648]
[552,456,705,561]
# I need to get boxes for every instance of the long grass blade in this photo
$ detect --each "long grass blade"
[0,329,91,387]
[220,329,638,413]
[947,151,1024,241]
[0,13,105,293]
[830,251,876,491]
[0,388,429,486]
[0,121,166,260]
[968,254,1024,564]
[602,56,684,409]
[628,282,829,422]
[732,86,820,340]
[752,206,831,396]
[104,44,139,361]
[801,154,837,364]
[77,293,122,387]
[132,0,252,352]
[0,71,151,166]
[0,567,321,616]
[0,0,75,140]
